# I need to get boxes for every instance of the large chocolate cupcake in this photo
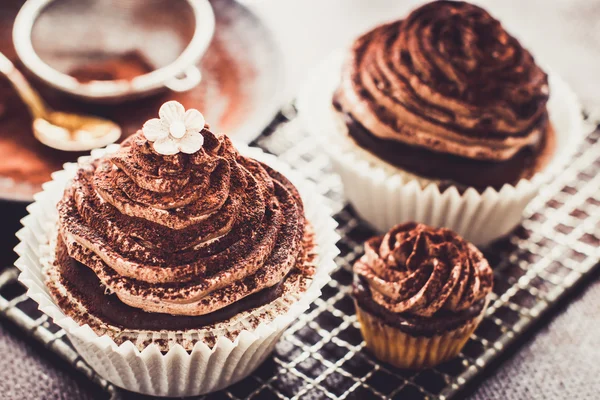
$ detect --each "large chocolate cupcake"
[15,101,339,396]
[46,101,316,348]
[334,0,554,191]
[299,0,583,245]
[353,222,493,369]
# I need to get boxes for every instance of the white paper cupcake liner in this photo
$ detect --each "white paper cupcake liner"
[297,51,587,245]
[14,144,340,397]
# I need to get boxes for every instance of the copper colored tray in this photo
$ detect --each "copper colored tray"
[0,0,284,202]
[1,106,599,399]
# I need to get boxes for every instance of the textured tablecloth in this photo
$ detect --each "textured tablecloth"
[0,320,102,400]
[469,272,600,400]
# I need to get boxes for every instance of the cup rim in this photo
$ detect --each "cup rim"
[12,0,215,101]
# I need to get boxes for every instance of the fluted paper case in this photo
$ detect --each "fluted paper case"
[15,144,340,397]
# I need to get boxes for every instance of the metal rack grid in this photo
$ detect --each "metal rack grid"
[1,107,599,400]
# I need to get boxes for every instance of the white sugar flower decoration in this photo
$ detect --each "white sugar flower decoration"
[142,101,205,155]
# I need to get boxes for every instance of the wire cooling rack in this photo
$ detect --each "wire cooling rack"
[1,106,599,400]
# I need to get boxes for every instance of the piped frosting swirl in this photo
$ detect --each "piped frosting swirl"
[354,223,493,317]
[57,126,312,317]
[335,0,550,161]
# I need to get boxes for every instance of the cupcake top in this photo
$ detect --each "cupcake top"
[354,222,493,317]
[56,101,313,318]
[335,0,549,162]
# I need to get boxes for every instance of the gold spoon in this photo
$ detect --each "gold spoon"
[0,51,121,152]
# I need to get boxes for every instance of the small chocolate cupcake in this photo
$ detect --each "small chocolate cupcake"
[16,101,339,396]
[353,222,493,369]
[299,0,583,245]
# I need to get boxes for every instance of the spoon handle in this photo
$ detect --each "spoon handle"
[0,51,48,119]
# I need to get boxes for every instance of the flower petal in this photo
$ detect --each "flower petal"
[183,109,206,132]
[142,118,167,142]
[153,136,179,155]
[178,131,204,154]
[159,101,185,125]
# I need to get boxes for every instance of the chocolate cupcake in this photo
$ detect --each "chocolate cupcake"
[353,222,493,369]
[298,0,583,245]
[16,101,339,396]
[334,0,555,191]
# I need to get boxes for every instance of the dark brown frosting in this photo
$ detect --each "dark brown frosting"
[353,222,493,317]
[336,109,555,190]
[335,1,550,162]
[353,275,486,337]
[56,128,314,318]
[51,232,315,331]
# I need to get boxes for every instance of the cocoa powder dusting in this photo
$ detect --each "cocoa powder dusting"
[68,50,155,83]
